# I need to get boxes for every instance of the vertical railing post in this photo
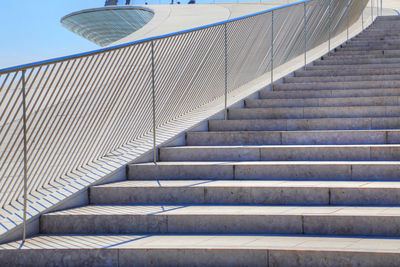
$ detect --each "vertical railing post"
[328,0,331,55]
[371,0,374,21]
[377,0,379,16]
[271,10,274,85]
[21,70,28,242]
[151,41,157,163]
[347,0,350,42]
[381,0,383,16]
[361,0,364,30]
[224,23,228,120]
[304,2,307,70]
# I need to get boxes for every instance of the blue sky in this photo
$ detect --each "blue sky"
[0,0,104,69]
[0,0,281,69]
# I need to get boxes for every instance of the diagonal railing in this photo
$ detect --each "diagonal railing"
[0,0,378,241]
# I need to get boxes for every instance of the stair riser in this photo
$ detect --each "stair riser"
[160,146,400,161]
[90,186,400,206]
[315,58,400,65]
[273,81,400,91]
[260,88,400,99]
[285,75,400,83]
[294,69,400,77]
[332,50,384,55]
[128,163,400,180]
[305,63,400,70]
[246,96,400,108]
[0,249,397,267]
[323,55,400,60]
[338,46,400,51]
[187,131,400,146]
[208,118,400,131]
[228,106,400,120]
[40,213,400,237]
[345,42,400,47]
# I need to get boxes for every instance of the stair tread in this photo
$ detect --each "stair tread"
[131,161,400,166]
[3,234,400,252]
[93,179,400,189]
[44,204,400,216]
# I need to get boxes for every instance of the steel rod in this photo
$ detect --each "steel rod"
[371,0,373,21]
[271,10,274,85]
[224,24,228,120]
[347,0,350,42]
[151,41,156,163]
[361,0,364,30]
[304,2,307,70]
[21,70,28,242]
[328,0,331,55]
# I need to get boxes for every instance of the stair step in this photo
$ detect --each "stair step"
[305,63,400,70]
[209,117,400,131]
[259,88,400,99]
[294,68,400,77]
[246,96,400,108]
[41,205,400,236]
[273,80,400,91]
[339,45,400,51]
[186,130,400,145]
[127,161,400,180]
[332,49,385,55]
[228,106,400,120]
[345,41,400,47]
[322,54,400,60]
[90,180,400,206]
[285,75,400,83]
[160,145,400,161]
[2,234,400,267]
[315,58,400,65]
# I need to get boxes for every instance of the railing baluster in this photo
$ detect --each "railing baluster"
[328,0,331,55]
[361,0,364,30]
[151,41,156,163]
[21,69,28,242]
[347,0,350,42]
[224,24,228,120]
[304,2,307,70]
[371,0,373,21]
[271,10,274,85]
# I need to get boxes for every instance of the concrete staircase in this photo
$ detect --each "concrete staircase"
[3,16,400,266]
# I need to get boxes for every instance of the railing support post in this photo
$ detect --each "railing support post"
[381,0,383,16]
[271,10,274,86]
[304,2,307,70]
[371,0,373,21]
[21,70,28,242]
[361,0,364,30]
[328,0,331,55]
[347,0,350,42]
[224,24,228,120]
[151,41,157,163]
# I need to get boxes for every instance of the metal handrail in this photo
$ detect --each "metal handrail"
[0,1,309,74]
[0,0,377,242]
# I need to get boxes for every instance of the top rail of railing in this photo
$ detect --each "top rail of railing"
[0,0,309,74]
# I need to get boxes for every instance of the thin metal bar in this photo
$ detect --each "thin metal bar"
[151,41,156,163]
[224,24,228,120]
[371,0,373,21]
[328,0,331,54]
[347,0,350,42]
[381,0,383,16]
[361,0,364,30]
[271,10,274,85]
[304,2,307,70]
[21,70,28,242]
[377,0,379,16]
